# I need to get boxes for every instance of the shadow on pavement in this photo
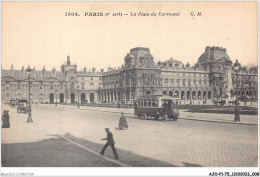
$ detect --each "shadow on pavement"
[1,136,120,167]
[2,133,177,167]
[62,133,177,167]
[182,162,203,167]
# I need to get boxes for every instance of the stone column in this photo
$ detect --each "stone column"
[107,90,110,103]
[124,88,127,103]
[129,88,132,103]
[104,91,107,102]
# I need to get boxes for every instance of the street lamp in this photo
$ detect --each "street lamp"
[26,65,33,123]
[77,84,80,108]
[55,89,57,107]
[234,60,240,121]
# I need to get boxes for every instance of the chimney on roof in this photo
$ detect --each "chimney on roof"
[66,55,71,65]
[52,67,56,76]
[43,66,46,76]
[92,67,96,72]
[101,69,104,73]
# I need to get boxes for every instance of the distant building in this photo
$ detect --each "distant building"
[1,46,258,104]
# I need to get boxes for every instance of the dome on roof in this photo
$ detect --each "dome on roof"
[198,46,230,64]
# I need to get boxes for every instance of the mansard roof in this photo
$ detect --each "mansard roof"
[2,69,65,82]
[198,46,230,64]
[158,57,184,68]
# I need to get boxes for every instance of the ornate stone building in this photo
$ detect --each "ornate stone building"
[2,55,102,104]
[1,46,258,104]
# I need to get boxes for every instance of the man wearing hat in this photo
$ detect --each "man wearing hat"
[100,128,118,159]
[2,110,10,128]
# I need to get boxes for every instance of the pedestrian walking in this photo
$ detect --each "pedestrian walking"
[2,110,10,128]
[100,128,118,159]
[118,112,128,130]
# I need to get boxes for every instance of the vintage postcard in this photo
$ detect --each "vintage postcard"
[1,1,258,176]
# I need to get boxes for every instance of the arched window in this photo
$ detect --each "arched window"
[181,91,185,99]
[198,91,201,99]
[187,91,191,99]
[175,91,179,97]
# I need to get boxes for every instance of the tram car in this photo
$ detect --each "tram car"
[134,95,180,121]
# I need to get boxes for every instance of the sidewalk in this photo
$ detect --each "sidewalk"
[55,104,258,125]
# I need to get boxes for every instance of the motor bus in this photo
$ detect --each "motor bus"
[134,95,180,121]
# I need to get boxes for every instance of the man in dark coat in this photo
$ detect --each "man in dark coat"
[118,112,128,130]
[2,110,10,128]
[100,128,118,159]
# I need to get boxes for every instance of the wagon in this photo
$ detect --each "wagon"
[134,95,180,121]
[16,99,28,113]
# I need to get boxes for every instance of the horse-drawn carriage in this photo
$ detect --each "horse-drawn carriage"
[16,99,28,113]
[10,98,16,108]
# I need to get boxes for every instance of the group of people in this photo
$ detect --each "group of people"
[100,112,128,160]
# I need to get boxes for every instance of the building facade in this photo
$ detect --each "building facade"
[1,46,258,104]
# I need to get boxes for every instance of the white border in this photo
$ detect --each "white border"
[0,0,259,176]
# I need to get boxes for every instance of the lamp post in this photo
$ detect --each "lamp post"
[77,85,80,108]
[55,89,57,107]
[234,60,240,121]
[26,65,33,123]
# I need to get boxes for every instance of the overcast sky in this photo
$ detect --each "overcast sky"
[2,1,257,71]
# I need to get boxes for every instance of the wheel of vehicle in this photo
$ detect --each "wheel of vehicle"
[142,113,148,120]
[154,115,159,120]
[173,116,178,121]
[162,114,168,121]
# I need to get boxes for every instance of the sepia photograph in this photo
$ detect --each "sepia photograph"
[1,1,258,176]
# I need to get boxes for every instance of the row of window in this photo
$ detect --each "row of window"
[137,99,158,107]
[162,73,208,78]
[81,77,102,81]
[233,75,257,80]
[102,78,209,88]
[3,84,63,90]
[162,78,208,86]
[3,81,103,90]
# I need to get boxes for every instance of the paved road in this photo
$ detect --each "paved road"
[1,104,258,167]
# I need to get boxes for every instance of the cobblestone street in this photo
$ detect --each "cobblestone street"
[1,104,258,167]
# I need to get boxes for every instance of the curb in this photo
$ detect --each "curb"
[179,117,257,125]
[56,105,257,125]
